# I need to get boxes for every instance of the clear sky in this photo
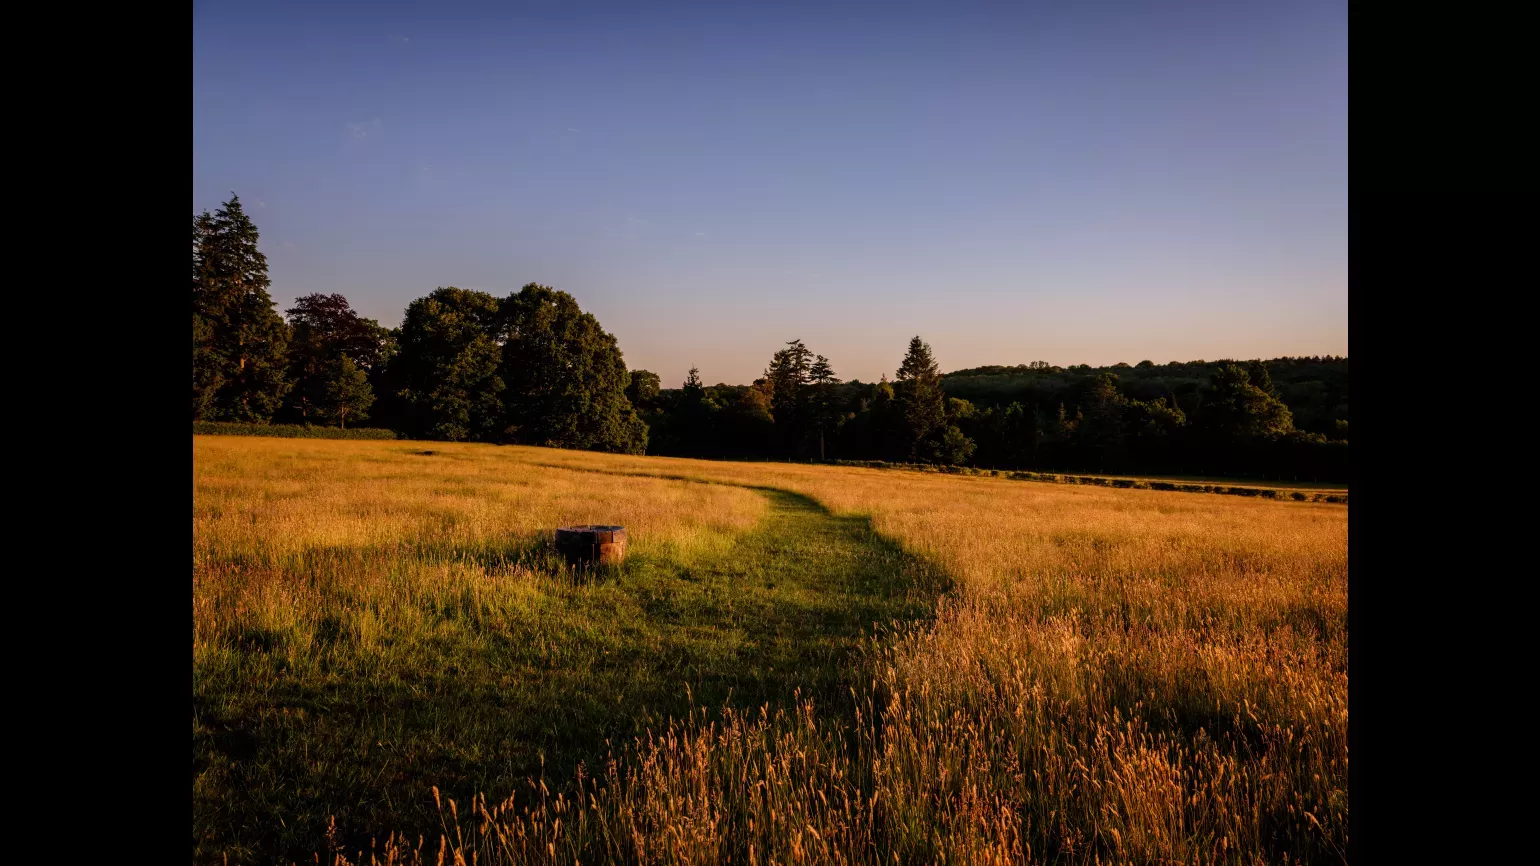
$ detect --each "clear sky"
[194,0,1346,386]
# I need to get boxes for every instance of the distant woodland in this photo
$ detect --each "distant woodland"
[194,194,1347,482]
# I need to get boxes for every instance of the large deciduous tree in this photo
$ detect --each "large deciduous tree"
[625,369,661,408]
[192,195,291,420]
[284,293,390,423]
[499,284,647,454]
[321,357,375,428]
[387,287,506,441]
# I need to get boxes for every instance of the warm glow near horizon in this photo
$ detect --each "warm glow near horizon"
[196,1,1346,386]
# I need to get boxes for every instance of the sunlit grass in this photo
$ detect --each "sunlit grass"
[192,436,1346,865]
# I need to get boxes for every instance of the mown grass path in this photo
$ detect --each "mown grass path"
[194,481,947,865]
[502,486,948,778]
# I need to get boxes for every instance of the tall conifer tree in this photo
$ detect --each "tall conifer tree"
[191,194,291,420]
[808,354,841,460]
[894,336,947,461]
[764,339,814,455]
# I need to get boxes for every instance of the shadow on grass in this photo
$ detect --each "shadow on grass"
[193,484,950,865]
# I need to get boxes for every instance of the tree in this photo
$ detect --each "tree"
[1246,359,1279,397]
[287,294,391,370]
[611,352,1345,481]
[192,194,291,420]
[842,376,905,461]
[1201,364,1294,439]
[1005,402,1039,465]
[682,367,705,401]
[720,381,775,457]
[765,339,814,455]
[1076,372,1128,470]
[1040,402,1079,467]
[668,367,715,454]
[321,357,374,428]
[1127,396,1186,440]
[387,287,506,441]
[625,370,661,408]
[894,336,957,462]
[499,283,647,454]
[284,293,390,423]
[971,401,1038,469]
[807,354,841,460]
[192,213,224,418]
[192,312,223,420]
[931,424,977,465]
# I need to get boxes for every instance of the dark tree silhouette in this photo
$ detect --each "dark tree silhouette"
[808,354,841,460]
[893,336,973,464]
[185,224,1345,480]
[321,357,374,429]
[764,339,814,455]
[192,195,290,421]
[386,287,506,441]
[625,370,661,408]
[1202,363,1294,440]
[1076,373,1128,470]
[284,293,390,423]
[894,337,944,461]
[499,284,647,454]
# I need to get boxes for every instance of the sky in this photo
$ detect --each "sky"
[194,0,1347,386]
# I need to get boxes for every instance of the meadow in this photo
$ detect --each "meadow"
[192,436,1347,865]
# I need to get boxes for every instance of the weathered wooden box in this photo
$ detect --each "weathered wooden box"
[554,525,628,565]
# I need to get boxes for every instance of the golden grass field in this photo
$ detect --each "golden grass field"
[193,436,1347,865]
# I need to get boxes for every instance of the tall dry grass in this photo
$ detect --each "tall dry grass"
[412,448,1347,864]
[194,438,1346,864]
[193,437,770,860]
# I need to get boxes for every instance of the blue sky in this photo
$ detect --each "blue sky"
[194,0,1347,385]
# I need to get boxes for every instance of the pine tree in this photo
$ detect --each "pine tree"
[894,336,949,462]
[808,354,841,460]
[192,311,223,420]
[682,367,705,401]
[897,336,939,383]
[192,194,291,421]
[765,339,814,456]
[192,213,223,418]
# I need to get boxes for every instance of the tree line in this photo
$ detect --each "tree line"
[192,194,1348,481]
[631,349,1346,482]
[193,194,645,451]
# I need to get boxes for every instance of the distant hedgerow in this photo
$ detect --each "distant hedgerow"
[829,459,1346,503]
[193,421,399,440]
